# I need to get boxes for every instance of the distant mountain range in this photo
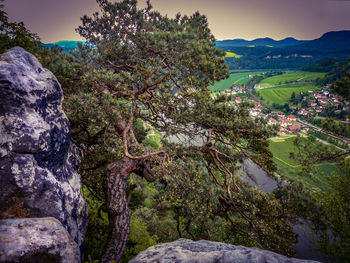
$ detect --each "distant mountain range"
[216,30,350,51]
[42,41,84,51]
[43,31,350,70]
[44,30,350,53]
[216,37,306,48]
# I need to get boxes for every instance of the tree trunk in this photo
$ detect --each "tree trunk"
[101,157,137,263]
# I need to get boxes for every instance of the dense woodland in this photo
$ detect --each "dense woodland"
[1,0,349,262]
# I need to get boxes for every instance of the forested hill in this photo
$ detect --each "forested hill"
[216,30,350,70]
[42,40,84,51]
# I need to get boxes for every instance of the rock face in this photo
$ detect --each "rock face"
[0,217,80,263]
[129,239,321,263]
[0,47,88,248]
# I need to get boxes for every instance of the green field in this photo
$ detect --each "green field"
[257,83,319,105]
[268,137,338,191]
[225,52,242,58]
[258,71,325,88]
[210,71,266,91]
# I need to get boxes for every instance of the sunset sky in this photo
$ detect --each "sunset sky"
[3,0,350,43]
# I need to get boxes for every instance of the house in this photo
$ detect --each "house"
[250,109,261,117]
[254,101,262,107]
[314,93,323,99]
[298,109,308,116]
[288,125,301,133]
[288,115,296,121]
[319,98,329,104]
[278,112,286,118]
[280,119,290,127]
[315,107,322,113]
[269,118,277,125]
[235,97,242,103]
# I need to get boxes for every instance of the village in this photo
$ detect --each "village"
[215,83,348,136]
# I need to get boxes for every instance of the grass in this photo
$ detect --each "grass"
[268,136,339,191]
[225,51,242,58]
[257,83,319,105]
[258,71,325,88]
[210,71,266,91]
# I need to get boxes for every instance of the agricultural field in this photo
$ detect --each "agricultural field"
[268,136,339,191]
[210,71,266,91]
[258,71,325,88]
[225,51,242,58]
[257,83,319,105]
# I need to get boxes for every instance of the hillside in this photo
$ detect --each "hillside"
[42,40,84,51]
[218,31,350,70]
[294,30,350,51]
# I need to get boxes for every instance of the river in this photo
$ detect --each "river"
[242,159,329,262]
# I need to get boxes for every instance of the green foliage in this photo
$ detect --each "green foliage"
[322,118,350,138]
[314,162,350,263]
[331,63,350,101]
[301,57,337,72]
[284,134,350,263]
[121,214,157,262]
[37,0,301,259]
[82,186,109,261]
[0,1,40,53]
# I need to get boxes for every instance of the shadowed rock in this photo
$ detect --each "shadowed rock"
[0,217,80,263]
[0,47,87,248]
[129,239,321,263]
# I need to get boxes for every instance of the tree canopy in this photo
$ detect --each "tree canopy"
[0,0,299,262]
[62,0,298,262]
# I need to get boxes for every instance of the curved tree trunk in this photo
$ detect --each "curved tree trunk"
[100,157,137,263]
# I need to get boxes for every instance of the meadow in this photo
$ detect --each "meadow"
[268,136,338,191]
[210,71,266,91]
[257,83,319,105]
[258,71,325,88]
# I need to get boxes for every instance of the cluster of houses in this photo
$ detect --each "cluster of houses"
[224,85,246,95]
[268,112,302,134]
[297,85,341,116]
[215,83,345,136]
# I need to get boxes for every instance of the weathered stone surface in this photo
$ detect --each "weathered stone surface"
[0,217,80,263]
[0,47,88,247]
[129,239,321,263]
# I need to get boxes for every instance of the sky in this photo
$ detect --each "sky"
[3,0,350,43]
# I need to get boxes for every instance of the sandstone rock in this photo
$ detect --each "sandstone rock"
[0,217,80,263]
[129,239,321,263]
[0,47,88,247]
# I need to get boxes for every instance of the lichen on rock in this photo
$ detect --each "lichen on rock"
[129,239,321,263]
[0,217,80,263]
[0,47,88,249]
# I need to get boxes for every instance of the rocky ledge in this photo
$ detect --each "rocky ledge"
[129,239,321,263]
[0,217,80,263]
[0,47,87,248]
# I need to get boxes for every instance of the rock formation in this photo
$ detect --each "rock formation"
[129,239,321,263]
[0,47,88,261]
[0,217,80,263]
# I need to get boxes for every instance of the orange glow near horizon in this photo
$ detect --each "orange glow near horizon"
[4,0,350,43]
